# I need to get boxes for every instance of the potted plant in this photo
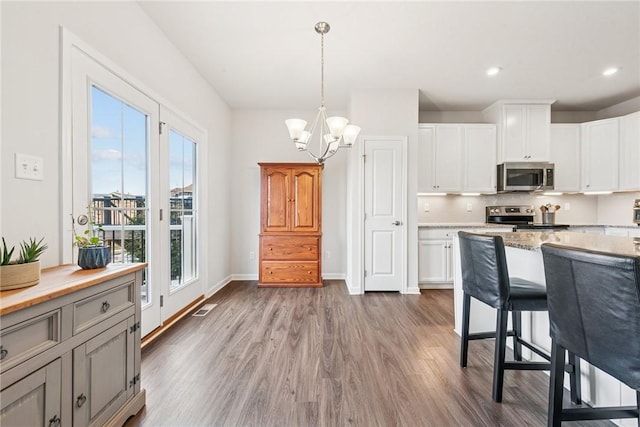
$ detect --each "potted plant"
[72,207,111,270]
[1,237,48,290]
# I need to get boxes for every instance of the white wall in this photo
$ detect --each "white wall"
[347,89,419,293]
[1,2,232,290]
[597,192,640,226]
[230,109,347,278]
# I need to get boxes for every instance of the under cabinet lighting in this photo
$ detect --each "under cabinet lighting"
[461,193,481,196]
[543,192,563,196]
[602,67,619,76]
[418,192,448,196]
[583,191,613,195]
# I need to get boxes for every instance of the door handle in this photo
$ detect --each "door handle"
[392,220,401,226]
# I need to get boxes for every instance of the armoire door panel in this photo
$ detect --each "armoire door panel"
[291,168,320,232]
[262,168,290,232]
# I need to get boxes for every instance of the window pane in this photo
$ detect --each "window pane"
[168,129,197,291]
[91,86,150,306]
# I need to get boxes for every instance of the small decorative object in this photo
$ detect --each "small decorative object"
[540,204,561,224]
[1,237,48,290]
[72,207,111,270]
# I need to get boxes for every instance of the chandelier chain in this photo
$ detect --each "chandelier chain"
[320,31,325,108]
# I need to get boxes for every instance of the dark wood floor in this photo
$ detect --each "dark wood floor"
[125,280,613,427]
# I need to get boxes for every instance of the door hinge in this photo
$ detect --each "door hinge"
[160,295,164,307]
[362,154,366,162]
[129,373,141,388]
[159,208,163,221]
[129,321,141,334]
[364,270,367,277]
[159,121,166,135]
[364,212,367,220]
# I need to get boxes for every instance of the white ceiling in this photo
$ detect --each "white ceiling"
[139,1,640,112]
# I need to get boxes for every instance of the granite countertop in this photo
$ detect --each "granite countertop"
[484,230,640,257]
[418,223,639,229]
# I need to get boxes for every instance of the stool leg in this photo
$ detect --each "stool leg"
[548,340,565,427]
[460,293,471,368]
[493,308,508,402]
[512,310,522,361]
[568,351,581,405]
[636,391,639,427]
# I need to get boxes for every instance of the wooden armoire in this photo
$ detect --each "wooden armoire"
[258,163,323,287]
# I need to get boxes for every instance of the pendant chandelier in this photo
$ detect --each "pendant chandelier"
[285,22,360,164]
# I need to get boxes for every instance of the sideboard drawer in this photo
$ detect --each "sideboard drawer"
[261,236,319,260]
[0,310,61,373]
[73,281,134,334]
[261,262,319,283]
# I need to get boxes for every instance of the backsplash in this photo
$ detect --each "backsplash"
[417,192,640,225]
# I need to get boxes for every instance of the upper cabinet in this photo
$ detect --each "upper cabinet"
[483,100,553,163]
[619,111,640,191]
[581,117,620,192]
[550,124,581,192]
[418,124,496,194]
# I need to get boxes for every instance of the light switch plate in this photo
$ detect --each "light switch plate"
[467,203,473,212]
[15,153,44,181]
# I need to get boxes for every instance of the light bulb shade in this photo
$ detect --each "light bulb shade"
[342,124,361,146]
[299,131,311,144]
[326,116,349,138]
[328,140,340,154]
[323,133,338,144]
[285,119,307,140]
[295,141,307,151]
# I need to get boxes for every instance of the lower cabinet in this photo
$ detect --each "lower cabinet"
[73,318,135,427]
[0,359,62,427]
[0,264,145,427]
[418,229,456,287]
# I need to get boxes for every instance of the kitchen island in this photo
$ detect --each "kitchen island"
[452,231,640,426]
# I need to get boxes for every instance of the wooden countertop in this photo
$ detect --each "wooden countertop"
[0,263,146,316]
[484,231,640,257]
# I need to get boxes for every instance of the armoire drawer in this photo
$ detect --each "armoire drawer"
[261,262,319,283]
[261,236,319,260]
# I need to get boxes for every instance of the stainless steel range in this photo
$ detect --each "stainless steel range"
[486,205,570,231]
[634,199,640,225]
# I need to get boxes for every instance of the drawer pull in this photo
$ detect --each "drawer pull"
[0,346,7,361]
[101,301,110,313]
[269,247,273,251]
[308,271,312,274]
[48,415,61,427]
[76,393,87,408]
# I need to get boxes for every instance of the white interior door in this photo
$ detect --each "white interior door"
[363,137,406,292]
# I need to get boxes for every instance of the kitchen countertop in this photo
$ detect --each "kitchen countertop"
[418,223,640,229]
[483,230,640,257]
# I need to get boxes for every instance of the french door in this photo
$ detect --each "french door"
[70,45,202,337]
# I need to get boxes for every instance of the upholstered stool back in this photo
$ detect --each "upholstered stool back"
[542,243,640,391]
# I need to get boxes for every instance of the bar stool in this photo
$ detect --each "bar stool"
[458,232,581,403]
[542,243,640,427]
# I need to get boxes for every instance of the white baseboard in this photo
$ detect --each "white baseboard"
[419,283,454,290]
[205,275,233,298]
[322,273,346,280]
[404,285,421,294]
[230,274,258,281]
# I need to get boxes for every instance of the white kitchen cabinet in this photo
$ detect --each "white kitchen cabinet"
[483,101,553,163]
[619,111,640,191]
[418,125,462,192]
[463,125,497,193]
[418,124,496,194]
[418,228,455,286]
[550,124,581,192]
[581,117,619,192]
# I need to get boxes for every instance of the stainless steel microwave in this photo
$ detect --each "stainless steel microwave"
[497,162,555,192]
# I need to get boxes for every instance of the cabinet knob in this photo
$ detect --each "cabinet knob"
[48,415,61,427]
[308,247,312,250]
[308,271,312,274]
[76,393,87,408]
[0,346,7,361]
[269,247,273,251]
[101,301,110,313]
[269,271,273,274]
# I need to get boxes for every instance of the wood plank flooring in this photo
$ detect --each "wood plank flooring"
[125,280,613,427]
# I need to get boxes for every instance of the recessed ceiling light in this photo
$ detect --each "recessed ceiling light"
[602,67,619,76]
[486,66,502,76]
